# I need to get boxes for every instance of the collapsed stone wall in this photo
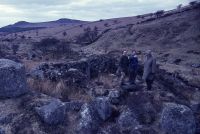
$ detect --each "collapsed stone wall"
[30,54,118,81]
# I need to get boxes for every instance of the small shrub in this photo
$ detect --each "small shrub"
[11,44,19,55]
[63,31,67,36]
[76,26,99,45]
[177,4,182,10]
[104,23,109,27]
[155,10,164,18]
[21,35,25,39]
[189,1,197,5]
[113,20,118,24]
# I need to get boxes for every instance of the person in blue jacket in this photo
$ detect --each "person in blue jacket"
[129,50,138,84]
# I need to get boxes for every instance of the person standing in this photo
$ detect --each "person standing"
[118,51,129,76]
[142,50,157,90]
[117,51,129,85]
[129,50,138,84]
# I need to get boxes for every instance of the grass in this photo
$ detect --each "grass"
[27,78,91,102]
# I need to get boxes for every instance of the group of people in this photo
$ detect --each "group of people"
[117,50,156,90]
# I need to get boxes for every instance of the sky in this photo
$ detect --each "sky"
[0,0,193,27]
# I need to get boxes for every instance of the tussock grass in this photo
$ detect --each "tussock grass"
[27,78,91,102]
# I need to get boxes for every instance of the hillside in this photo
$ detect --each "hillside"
[0,19,87,33]
[0,3,200,134]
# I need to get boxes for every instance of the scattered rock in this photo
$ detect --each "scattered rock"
[94,88,109,97]
[121,83,140,92]
[108,90,121,104]
[191,63,200,68]
[97,125,121,134]
[77,103,101,134]
[65,101,84,111]
[94,97,112,121]
[77,97,113,133]
[161,103,196,134]
[35,99,66,125]
[0,113,16,125]
[64,68,87,88]
[117,108,140,132]
[0,128,5,134]
[0,59,28,98]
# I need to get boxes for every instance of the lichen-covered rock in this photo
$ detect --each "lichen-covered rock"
[117,108,140,132]
[35,99,66,125]
[77,103,101,134]
[161,103,196,134]
[0,59,27,98]
[77,97,113,133]
[94,97,112,121]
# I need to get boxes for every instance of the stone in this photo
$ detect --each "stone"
[0,59,28,98]
[35,99,66,125]
[0,128,5,134]
[94,97,112,121]
[64,68,87,88]
[108,90,120,104]
[94,88,109,97]
[117,108,140,131]
[160,103,196,134]
[97,125,121,134]
[65,101,84,111]
[77,103,101,134]
[77,97,113,133]
[121,83,140,92]
[0,113,16,125]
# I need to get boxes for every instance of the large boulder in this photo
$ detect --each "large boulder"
[77,103,101,134]
[94,97,112,121]
[77,97,113,133]
[160,103,196,134]
[35,99,66,125]
[0,59,27,98]
[117,108,140,132]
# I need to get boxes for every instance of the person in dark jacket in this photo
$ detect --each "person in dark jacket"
[129,50,138,84]
[142,50,156,90]
[119,51,129,76]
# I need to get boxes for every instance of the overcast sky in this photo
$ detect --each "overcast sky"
[0,0,192,27]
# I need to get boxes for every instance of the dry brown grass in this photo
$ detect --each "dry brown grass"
[97,73,120,89]
[27,78,91,102]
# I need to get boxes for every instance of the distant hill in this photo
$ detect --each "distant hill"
[0,18,87,33]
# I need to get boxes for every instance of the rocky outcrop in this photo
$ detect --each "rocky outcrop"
[35,99,66,125]
[160,103,196,134]
[0,59,28,98]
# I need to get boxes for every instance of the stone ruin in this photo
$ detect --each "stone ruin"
[0,58,199,134]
